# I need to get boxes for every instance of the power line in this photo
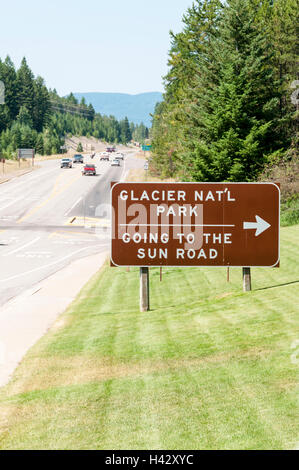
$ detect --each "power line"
[50,101,94,117]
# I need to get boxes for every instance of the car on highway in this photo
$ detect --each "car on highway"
[100,152,110,161]
[61,158,73,168]
[111,159,120,167]
[82,163,96,175]
[115,153,124,160]
[73,154,84,163]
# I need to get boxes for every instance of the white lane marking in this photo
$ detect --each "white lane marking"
[63,161,114,218]
[0,167,58,196]
[0,237,19,244]
[3,237,40,257]
[24,251,52,254]
[24,196,41,201]
[0,244,106,283]
[120,159,127,182]
[16,253,52,259]
[53,239,97,244]
[16,251,52,258]
[0,215,18,220]
[64,196,83,216]
[0,196,25,211]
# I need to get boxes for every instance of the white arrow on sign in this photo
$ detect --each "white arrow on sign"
[243,215,271,236]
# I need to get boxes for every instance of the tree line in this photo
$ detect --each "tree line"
[151,0,298,182]
[0,57,149,158]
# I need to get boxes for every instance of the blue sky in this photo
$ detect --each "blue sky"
[0,0,193,95]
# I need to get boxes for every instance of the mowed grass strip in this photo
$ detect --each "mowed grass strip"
[0,225,298,449]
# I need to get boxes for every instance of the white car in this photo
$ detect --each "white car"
[60,158,72,168]
[111,159,120,167]
[115,153,124,160]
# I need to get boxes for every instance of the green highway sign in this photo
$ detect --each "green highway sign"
[142,145,152,151]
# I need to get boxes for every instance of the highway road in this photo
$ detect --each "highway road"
[0,148,144,307]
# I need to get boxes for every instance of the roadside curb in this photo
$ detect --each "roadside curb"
[0,178,10,185]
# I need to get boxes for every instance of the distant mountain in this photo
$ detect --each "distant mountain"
[73,92,162,127]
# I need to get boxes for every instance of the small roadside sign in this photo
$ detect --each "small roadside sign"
[18,149,35,159]
[111,182,280,268]
[142,145,152,151]
[18,149,35,167]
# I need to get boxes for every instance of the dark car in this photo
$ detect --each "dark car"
[73,154,84,163]
[82,163,96,175]
[61,158,72,168]
[100,152,110,161]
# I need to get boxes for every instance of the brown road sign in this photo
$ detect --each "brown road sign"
[111,182,280,267]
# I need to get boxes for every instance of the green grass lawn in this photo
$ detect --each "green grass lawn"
[0,225,298,450]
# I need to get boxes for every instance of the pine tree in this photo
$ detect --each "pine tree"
[35,133,44,154]
[151,0,297,181]
[181,0,285,181]
[87,103,95,121]
[17,106,33,128]
[66,93,78,105]
[17,58,35,120]
[33,76,51,132]
[77,142,83,152]
[151,0,221,178]
[120,117,132,143]
[0,56,19,130]
[268,0,298,147]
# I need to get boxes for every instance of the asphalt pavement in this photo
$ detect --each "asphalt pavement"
[0,148,144,307]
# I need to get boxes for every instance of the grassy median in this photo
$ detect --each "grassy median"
[0,225,298,450]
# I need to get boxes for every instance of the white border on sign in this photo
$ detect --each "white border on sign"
[110,182,280,268]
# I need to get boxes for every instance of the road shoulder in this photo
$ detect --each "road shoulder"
[0,250,108,388]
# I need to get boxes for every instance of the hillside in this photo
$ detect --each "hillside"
[73,92,162,127]
[0,56,137,159]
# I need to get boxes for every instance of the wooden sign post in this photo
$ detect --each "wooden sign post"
[140,267,150,311]
[243,267,252,292]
